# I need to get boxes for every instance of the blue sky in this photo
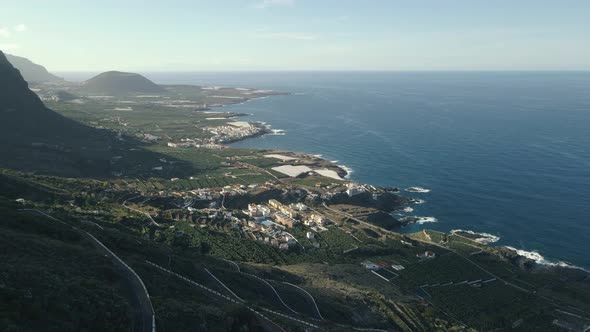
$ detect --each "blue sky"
[1,0,589,71]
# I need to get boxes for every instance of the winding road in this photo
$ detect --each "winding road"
[19,209,156,332]
[204,267,246,303]
[281,282,324,321]
[145,260,321,331]
[123,195,161,227]
[241,271,300,315]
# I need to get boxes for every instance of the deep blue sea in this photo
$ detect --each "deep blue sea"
[63,71,590,269]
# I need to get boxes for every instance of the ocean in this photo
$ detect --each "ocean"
[67,71,590,269]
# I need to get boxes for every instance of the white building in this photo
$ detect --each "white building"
[292,203,309,211]
[346,182,366,196]
[306,213,326,226]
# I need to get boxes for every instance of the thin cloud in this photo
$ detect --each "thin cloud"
[309,15,350,25]
[0,28,11,38]
[0,43,20,51]
[251,31,317,40]
[254,0,294,9]
[13,24,28,32]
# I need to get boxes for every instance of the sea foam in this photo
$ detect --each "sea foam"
[269,129,286,135]
[337,164,353,179]
[405,187,431,193]
[504,247,589,273]
[450,229,500,244]
[415,217,438,224]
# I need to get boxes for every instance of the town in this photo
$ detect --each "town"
[129,172,382,254]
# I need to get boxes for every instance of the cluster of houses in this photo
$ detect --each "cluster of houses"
[167,140,226,149]
[159,193,330,253]
[241,220,297,251]
[206,122,267,144]
[238,199,330,250]
[247,199,328,229]
[311,182,373,201]
[162,121,267,149]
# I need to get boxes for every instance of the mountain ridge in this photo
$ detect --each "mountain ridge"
[5,53,62,83]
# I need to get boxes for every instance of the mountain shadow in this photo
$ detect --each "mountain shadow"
[0,50,191,178]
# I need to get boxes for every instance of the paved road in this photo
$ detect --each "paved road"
[204,267,246,302]
[123,196,161,227]
[281,231,305,251]
[145,261,319,331]
[244,162,282,182]
[81,219,104,230]
[281,282,324,320]
[240,271,299,315]
[223,259,241,272]
[19,209,156,332]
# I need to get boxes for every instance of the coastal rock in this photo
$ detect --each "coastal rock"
[328,191,409,212]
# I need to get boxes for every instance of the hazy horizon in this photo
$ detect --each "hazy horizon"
[2,0,590,72]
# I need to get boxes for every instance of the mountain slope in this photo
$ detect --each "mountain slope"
[80,71,166,95]
[0,50,189,177]
[0,50,113,175]
[0,50,87,143]
[5,53,62,83]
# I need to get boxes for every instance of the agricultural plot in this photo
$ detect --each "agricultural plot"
[372,268,399,281]
[427,282,556,331]
[394,253,489,290]
[317,226,364,252]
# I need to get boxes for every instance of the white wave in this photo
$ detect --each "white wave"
[313,154,323,158]
[338,164,353,179]
[504,247,589,273]
[402,207,414,213]
[415,217,438,224]
[330,160,339,164]
[411,198,426,204]
[269,129,286,136]
[405,187,431,193]
[451,229,500,244]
